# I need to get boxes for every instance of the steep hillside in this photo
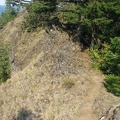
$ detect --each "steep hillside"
[0,10,120,120]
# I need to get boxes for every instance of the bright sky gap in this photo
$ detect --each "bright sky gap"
[0,0,5,5]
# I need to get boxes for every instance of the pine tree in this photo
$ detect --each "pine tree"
[56,0,119,47]
[5,0,30,11]
[22,0,57,31]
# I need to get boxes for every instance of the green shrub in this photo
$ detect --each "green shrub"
[0,7,16,29]
[90,37,120,75]
[0,43,11,84]
[90,37,120,96]
[100,37,120,75]
[104,75,120,96]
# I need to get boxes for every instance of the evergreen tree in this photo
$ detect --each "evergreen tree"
[60,0,120,47]
[5,0,30,11]
[22,0,57,31]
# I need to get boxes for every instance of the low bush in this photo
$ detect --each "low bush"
[0,43,11,84]
[104,75,120,96]
[90,37,120,96]
[0,7,16,29]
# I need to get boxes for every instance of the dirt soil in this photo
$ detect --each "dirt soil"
[0,10,120,120]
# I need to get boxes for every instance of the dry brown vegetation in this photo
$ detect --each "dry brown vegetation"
[0,10,120,120]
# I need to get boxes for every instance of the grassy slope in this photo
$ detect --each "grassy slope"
[0,10,120,120]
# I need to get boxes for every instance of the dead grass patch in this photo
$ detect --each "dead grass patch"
[62,77,75,89]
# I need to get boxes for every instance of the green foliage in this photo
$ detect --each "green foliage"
[61,1,120,47]
[22,1,57,31]
[104,75,120,96]
[63,12,79,24]
[99,37,120,75]
[0,7,16,29]
[0,43,11,84]
[22,12,42,32]
[32,1,56,13]
[90,37,120,96]
[79,1,119,44]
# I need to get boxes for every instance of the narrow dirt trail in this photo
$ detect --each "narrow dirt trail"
[78,51,104,120]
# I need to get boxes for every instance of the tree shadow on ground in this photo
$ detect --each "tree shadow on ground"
[12,108,42,120]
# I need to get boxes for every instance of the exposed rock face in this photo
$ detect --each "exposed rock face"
[100,105,120,120]
[93,92,120,120]
[0,10,120,120]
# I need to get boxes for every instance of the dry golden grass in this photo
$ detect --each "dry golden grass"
[62,77,75,89]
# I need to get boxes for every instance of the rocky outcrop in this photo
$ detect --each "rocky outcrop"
[100,105,120,120]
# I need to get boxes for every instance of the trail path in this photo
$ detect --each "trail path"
[78,51,104,120]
